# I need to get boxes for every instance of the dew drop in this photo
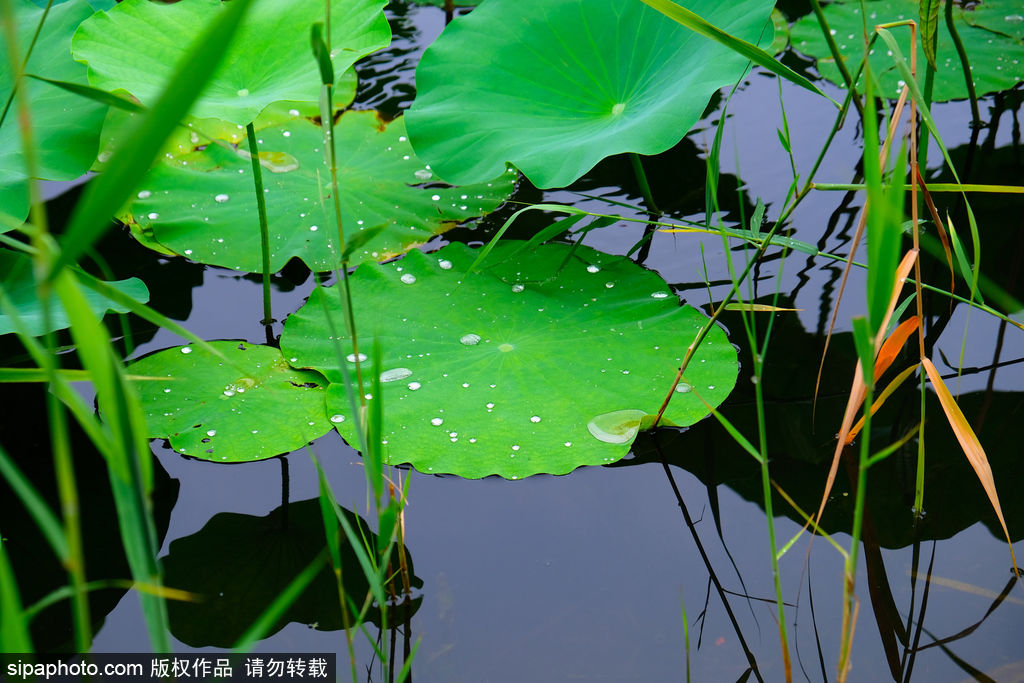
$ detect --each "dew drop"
[530,415,541,423]
[400,273,417,284]
[380,367,412,382]
[137,190,151,199]
[564,442,572,447]
[511,284,525,293]
[651,291,670,299]
[214,193,230,203]
[408,381,421,391]
[415,169,433,180]
[237,88,249,97]
[346,353,368,363]
[431,194,441,201]
[330,414,345,424]
[431,417,444,426]
[180,346,193,354]
[460,333,482,345]
[309,225,318,231]
[605,282,615,289]
[486,402,495,409]
[147,212,160,220]
[587,409,646,444]
[586,265,600,273]
[438,259,453,270]
[675,382,692,393]
[288,108,300,116]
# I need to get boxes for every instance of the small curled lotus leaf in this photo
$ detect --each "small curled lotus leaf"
[127,341,331,462]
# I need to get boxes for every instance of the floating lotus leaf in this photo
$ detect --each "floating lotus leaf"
[280,242,738,479]
[0,249,149,337]
[962,0,1024,42]
[0,0,107,228]
[72,0,390,125]
[404,0,775,188]
[128,341,330,462]
[125,113,515,272]
[93,69,359,170]
[790,0,1024,101]
[164,498,421,647]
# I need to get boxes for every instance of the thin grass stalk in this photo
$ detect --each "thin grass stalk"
[54,271,171,650]
[0,0,92,649]
[312,20,367,408]
[906,25,930,521]
[0,0,52,130]
[313,460,358,682]
[709,129,792,676]
[807,0,865,118]
[245,123,274,325]
[838,318,878,681]
[629,153,659,214]
[0,529,32,651]
[944,0,980,127]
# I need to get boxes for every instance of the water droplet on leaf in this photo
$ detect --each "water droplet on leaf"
[587,409,646,444]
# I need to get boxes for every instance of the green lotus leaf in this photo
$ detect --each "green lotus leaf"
[164,498,421,647]
[0,249,149,336]
[0,0,108,228]
[127,341,331,462]
[279,241,738,479]
[961,0,1024,42]
[72,0,390,125]
[404,0,775,188]
[790,0,1024,102]
[124,113,516,272]
[769,8,790,55]
[93,69,359,170]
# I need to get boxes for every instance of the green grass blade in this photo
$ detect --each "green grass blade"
[0,533,33,652]
[54,271,171,650]
[0,443,68,560]
[24,74,145,113]
[49,0,257,279]
[873,27,982,301]
[640,0,835,104]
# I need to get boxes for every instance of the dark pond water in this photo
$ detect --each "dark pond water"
[4,2,1024,681]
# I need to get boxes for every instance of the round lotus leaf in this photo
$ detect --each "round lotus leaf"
[404,0,775,188]
[125,113,515,272]
[128,341,331,462]
[279,242,739,479]
[0,0,107,228]
[790,0,1024,102]
[72,0,390,125]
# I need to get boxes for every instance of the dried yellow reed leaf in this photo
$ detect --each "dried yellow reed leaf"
[922,358,1019,575]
